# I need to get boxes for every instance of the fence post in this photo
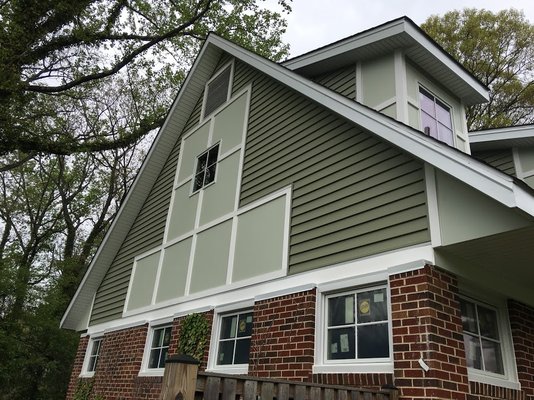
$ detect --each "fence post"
[159,355,200,400]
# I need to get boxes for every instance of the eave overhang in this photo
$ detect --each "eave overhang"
[282,17,489,106]
[470,124,534,150]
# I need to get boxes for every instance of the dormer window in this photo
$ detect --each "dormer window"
[419,87,453,146]
[193,143,219,192]
[203,64,232,119]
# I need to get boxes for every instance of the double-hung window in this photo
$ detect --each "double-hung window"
[419,87,454,146]
[87,338,102,373]
[325,285,390,362]
[216,311,253,366]
[460,297,504,375]
[148,325,172,369]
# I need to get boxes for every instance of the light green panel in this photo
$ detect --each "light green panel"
[517,146,534,172]
[361,55,395,108]
[127,251,160,311]
[199,152,240,226]
[233,195,286,282]
[436,171,531,245]
[524,175,534,188]
[408,103,420,130]
[380,104,396,119]
[177,122,210,182]
[156,238,192,303]
[189,220,232,293]
[167,185,199,240]
[212,92,247,154]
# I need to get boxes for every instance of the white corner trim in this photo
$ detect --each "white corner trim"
[424,164,442,247]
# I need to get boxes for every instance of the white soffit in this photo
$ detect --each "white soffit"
[470,125,534,150]
[283,17,488,106]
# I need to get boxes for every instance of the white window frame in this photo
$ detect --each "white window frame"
[419,85,455,147]
[139,320,174,376]
[201,61,234,121]
[458,291,520,390]
[207,301,254,374]
[80,335,103,377]
[191,142,220,194]
[314,279,393,374]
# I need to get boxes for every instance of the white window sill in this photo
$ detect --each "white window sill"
[138,368,165,377]
[78,371,95,378]
[207,364,249,375]
[313,361,393,374]
[468,369,521,391]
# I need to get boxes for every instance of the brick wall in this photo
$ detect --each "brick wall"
[248,289,316,381]
[65,335,89,400]
[509,299,534,398]
[390,265,469,400]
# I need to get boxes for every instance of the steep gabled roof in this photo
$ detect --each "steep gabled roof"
[61,30,534,331]
[283,17,489,106]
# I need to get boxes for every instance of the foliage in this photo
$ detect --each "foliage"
[0,0,291,167]
[178,313,210,361]
[421,8,534,130]
[72,380,94,400]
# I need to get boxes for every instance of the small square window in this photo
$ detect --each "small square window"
[148,326,172,369]
[87,338,102,373]
[325,286,390,362]
[216,311,253,366]
[419,87,454,146]
[193,144,219,192]
[460,297,504,375]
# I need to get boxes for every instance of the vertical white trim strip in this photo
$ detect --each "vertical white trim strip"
[512,147,524,179]
[226,215,239,284]
[151,249,166,305]
[355,62,363,103]
[424,164,442,247]
[394,50,408,123]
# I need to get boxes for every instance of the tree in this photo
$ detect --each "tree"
[422,8,534,130]
[0,0,291,168]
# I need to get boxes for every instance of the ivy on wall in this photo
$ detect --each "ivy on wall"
[178,313,210,361]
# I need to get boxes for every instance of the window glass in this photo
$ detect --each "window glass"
[459,298,504,375]
[217,311,253,366]
[193,144,219,192]
[148,326,172,369]
[419,88,453,146]
[87,339,102,372]
[326,286,390,362]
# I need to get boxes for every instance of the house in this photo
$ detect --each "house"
[62,17,534,400]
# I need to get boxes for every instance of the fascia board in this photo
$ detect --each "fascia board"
[210,35,530,215]
[282,19,405,70]
[60,39,221,330]
[403,22,488,103]
[470,125,534,144]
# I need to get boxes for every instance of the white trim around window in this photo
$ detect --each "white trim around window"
[314,277,393,374]
[207,301,254,374]
[201,60,234,121]
[458,289,520,390]
[139,319,174,376]
[80,336,104,377]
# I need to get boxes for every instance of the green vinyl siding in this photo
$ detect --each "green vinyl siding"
[237,61,430,274]
[312,66,356,99]
[473,149,516,176]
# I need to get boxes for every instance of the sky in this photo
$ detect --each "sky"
[280,0,534,57]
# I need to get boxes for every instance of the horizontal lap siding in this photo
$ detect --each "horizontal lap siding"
[237,61,429,274]
[473,149,516,176]
[90,96,204,325]
[312,66,356,99]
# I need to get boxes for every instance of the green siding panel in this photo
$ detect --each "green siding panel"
[312,66,356,99]
[237,61,430,274]
[473,149,516,176]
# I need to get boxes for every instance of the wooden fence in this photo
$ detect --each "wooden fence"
[159,355,399,400]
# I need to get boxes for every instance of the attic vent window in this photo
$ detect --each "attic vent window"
[193,143,219,192]
[203,65,232,118]
[419,87,454,146]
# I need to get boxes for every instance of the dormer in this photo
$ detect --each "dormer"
[283,17,489,154]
